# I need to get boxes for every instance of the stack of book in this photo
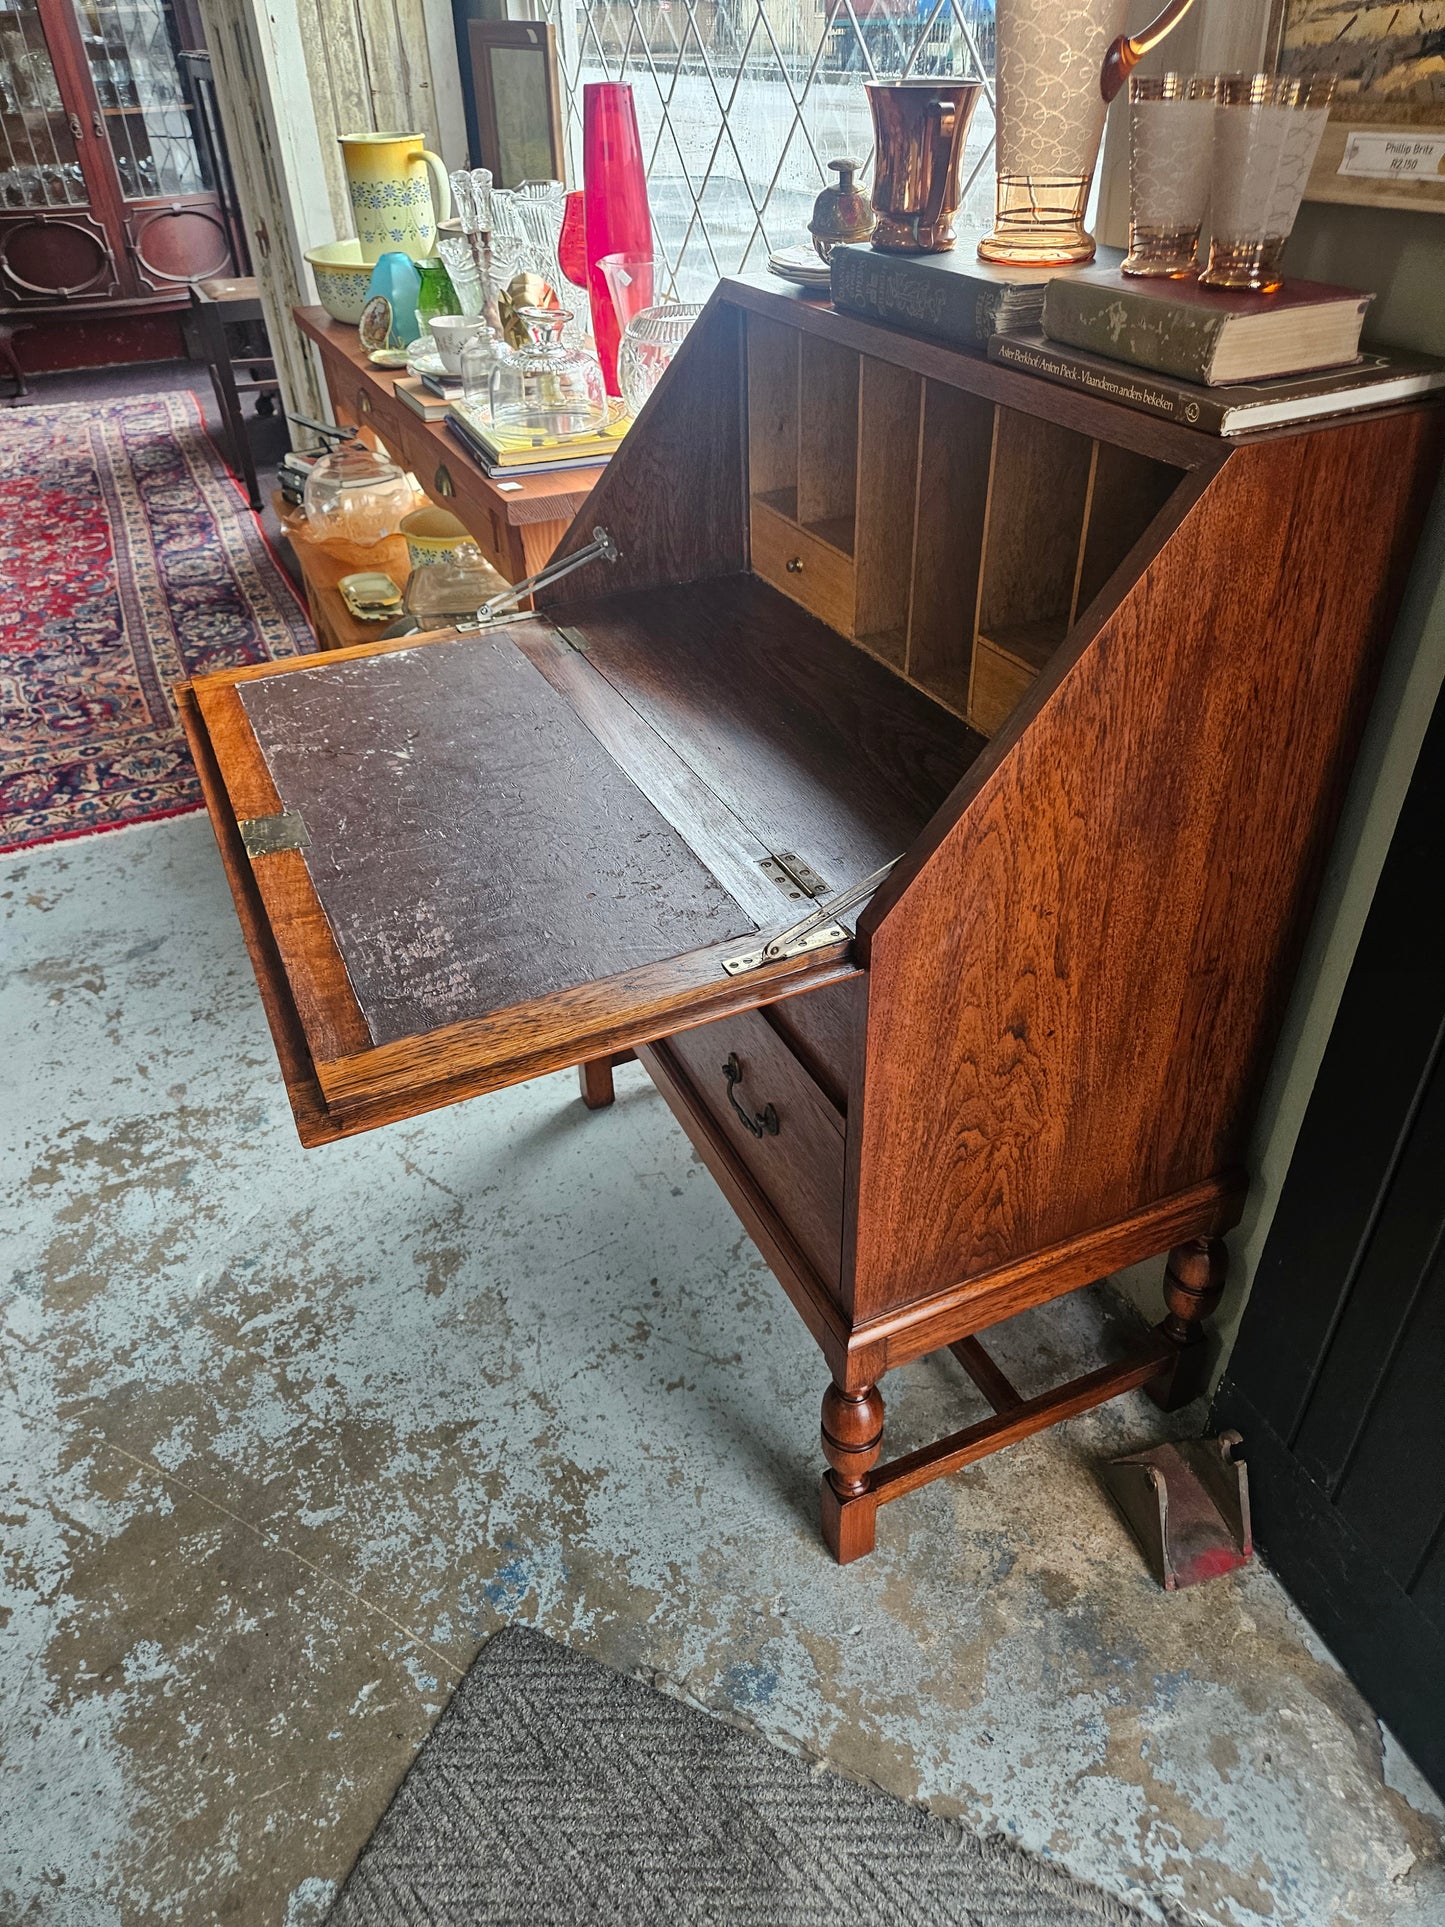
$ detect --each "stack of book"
[829,242,1123,351]
[445,396,629,479]
[830,243,1445,436]
[393,372,461,422]
[991,270,1445,434]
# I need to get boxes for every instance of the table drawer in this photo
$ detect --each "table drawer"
[665,1005,845,1288]
[750,498,855,636]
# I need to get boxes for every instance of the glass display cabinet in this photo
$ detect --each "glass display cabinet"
[0,0,239,312]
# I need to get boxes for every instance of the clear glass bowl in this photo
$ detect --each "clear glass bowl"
[302,444,414,549]
[617,301,701,418]
[489,307,607,440]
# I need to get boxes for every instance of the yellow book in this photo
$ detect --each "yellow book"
[448,397,630,467]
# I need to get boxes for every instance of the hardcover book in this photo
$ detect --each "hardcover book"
[1042,272,1374,386]
[829,243,1123,352]
[393,375,452,422]
[445,403,624,477]
[988,330,1445,435]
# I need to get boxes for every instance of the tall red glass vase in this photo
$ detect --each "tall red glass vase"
[582,83,652,395]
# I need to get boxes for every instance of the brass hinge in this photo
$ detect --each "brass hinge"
[721,856,901,977]
[759,849,830,903]
[237,808,310,858]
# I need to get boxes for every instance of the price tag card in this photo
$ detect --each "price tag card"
[1338,132,1445,180]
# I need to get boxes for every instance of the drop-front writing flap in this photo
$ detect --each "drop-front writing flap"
[232,632,758,1050]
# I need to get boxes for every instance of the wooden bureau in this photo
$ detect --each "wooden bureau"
[182,278,1444,1561]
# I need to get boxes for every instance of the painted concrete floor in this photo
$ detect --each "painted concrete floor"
[2,817,1443,1927]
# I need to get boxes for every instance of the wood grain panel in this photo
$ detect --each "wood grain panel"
[667,1005,846,1289]
[746,309,799,507]
[750,497,855,634]
[535,295,748,603]
[905,380,992,712]
[722,276,1221,471]
[317,943,864,1117]
[761,976,864,1115]
[640,1038,852,1372]
[847,407,1445,1318]
[854,356,920,665]
[977,408,1095,637]
[798,332,858,545]
[554,575,982,891]
[193,680,372,1063]
[1075,441,1181,619]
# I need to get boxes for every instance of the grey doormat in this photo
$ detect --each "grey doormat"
[328,1626,1159,1926]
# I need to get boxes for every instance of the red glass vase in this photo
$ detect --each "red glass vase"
[582,82,652,395]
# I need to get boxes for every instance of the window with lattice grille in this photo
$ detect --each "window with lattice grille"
[534,0,996,294]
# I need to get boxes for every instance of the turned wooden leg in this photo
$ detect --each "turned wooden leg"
[578,1058,617,1109]
[578,1050,637,1110]
[1146,1236,1228,1412]
[819,1380,885,1564]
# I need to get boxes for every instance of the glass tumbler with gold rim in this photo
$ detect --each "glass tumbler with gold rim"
[1202,74,1334,293]
[1123,74,1219,277]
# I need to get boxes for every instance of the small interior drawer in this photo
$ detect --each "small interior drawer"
[750,498,855,636]
[664,1004,845,1289]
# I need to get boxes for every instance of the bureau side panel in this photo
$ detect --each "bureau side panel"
[847,408,1445,1318]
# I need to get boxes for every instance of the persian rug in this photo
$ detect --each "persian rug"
[0,391,312,855]
[327,1627,1162,1926]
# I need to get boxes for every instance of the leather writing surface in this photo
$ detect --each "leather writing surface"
[239,632,755,1047]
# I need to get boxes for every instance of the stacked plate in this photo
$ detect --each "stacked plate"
[767,244,832,291]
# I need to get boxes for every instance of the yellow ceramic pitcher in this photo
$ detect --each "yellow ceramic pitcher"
[339,132,452,265]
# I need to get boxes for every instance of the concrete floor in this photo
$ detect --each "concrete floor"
[3,816,1444,1927]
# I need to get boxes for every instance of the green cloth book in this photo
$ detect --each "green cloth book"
[829,242,1123,352]
[1042,271,1374,386]
[987,329,1445,435]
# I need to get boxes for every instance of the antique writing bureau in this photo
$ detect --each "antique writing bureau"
[181,278,1443,1562]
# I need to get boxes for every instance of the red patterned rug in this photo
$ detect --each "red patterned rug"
[0,391,312,856]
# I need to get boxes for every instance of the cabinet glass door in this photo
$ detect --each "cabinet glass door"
[74,0,207,197]
[0,0,87,207]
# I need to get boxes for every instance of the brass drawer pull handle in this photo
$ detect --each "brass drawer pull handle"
[434,463,455,498]
[786,556,804,573]
[356,389,371,415]
[722,1054,779,1138]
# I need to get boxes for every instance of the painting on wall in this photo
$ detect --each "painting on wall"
[1272,0,1445,210]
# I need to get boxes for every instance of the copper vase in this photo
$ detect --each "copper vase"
[865,81,983,254]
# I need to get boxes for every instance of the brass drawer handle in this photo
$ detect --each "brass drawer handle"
[434,463,455,498]
[722,1053,779,1138]
[785,556,804,573]
[356,388,371,415]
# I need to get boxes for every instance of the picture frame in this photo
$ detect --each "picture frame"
[1270,0,1445,212]
[468,21,566,190]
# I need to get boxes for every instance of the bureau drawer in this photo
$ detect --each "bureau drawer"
[750,497,855,636]
[664,1005,845,1289]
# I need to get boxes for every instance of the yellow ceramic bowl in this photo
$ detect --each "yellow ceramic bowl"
[400,506,475,570]
[305,239,375,325]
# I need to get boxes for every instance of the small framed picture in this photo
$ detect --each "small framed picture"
[468,21,566,189]
[1271,0,1445,212]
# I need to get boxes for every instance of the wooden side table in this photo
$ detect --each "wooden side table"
[294,307,604,585]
